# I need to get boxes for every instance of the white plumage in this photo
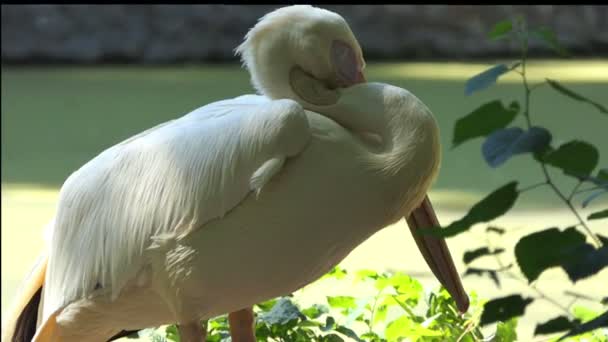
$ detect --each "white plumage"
[43,95,311,321]
[3,5,468,342]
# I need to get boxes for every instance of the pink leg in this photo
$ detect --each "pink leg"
[228,307,256,342]
[178,321,206,342]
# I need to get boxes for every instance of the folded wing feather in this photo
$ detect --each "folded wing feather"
[41,95,311,323]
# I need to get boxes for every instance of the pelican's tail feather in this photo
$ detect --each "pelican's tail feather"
[1,252,47,342]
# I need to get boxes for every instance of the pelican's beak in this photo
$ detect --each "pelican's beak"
[339,69,365,88]
[354,70,366,84]
[406,195,469,313]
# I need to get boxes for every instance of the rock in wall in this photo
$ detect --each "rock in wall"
[2,5,607,63]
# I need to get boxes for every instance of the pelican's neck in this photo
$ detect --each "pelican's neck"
[309,83,441,212]
[248,38,298,100]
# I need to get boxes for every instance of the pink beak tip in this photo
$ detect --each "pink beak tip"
[357,70,366,83]
[458,297,470,314]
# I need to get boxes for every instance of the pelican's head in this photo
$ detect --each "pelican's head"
[236,5,366,106]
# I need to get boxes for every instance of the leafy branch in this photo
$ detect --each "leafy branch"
[433,15,608,340]
[516,33,603,247]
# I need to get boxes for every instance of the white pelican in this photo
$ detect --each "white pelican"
[2,5,468,342]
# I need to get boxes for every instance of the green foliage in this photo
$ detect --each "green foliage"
[480,295,533,326]
[543,140,599,177]
[424,182,519,238]
[494,319,518,342]
[546,79,608,114]
[588,209,608,220]
[487,20,513,40]
[154,269,494,342]
[557,307,608,341]
[535,316,578,336]
[465,64,510,96]
[514,227,586,282]
[447,16,608,341]
[482,126,551,167]
[452,100,519,148]
[530,27,570,57]
[463,247,505,264]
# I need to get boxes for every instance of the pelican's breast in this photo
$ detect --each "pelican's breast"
[151,111,392,320]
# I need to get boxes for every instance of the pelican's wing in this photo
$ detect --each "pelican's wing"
[41,95,311,321]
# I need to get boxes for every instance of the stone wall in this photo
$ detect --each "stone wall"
[2,5,607,63]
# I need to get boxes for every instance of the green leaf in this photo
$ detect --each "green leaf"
[494,318,518,342]
[543,140,599,177]
[482,126,552,168]
[359,331,382,341]
[334,325,363,342]
[388,273,423,297]
[531,27,570,57]
[322,266,348,280]
[301,304,329,319]
[297,320,321,328]
[321,334,344,342]
[385,316,442,341]
[589,209,608,220]
[321,316,336,331]
[488,20,513,40]
[534,316,578,336]
[256,298,278,312]
[583,189,607,208]
[560,245,608,282]
[258,297,304,325]
[344,297,372,327]
[373,304,388,325]
[465,267,501,288]
[582,170,608,189]
[573,305,600,322]
[452,100,520,147]
[558,310,608,341]
[165,325,180,342]
[599,168,608,181]
[373,277,391,292]
[515,228,608,282]
[480,295,533,325]
[515,227,586,282]
[599,234,608,246]
[546,79,608,114]
[465,64,510,96]
[385,316,411,341]
[354,269,378,282]
[424,182,519,238]
[463,247,505,264]
[327,296,357,311]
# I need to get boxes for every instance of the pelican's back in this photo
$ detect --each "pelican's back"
[37,95,311,329]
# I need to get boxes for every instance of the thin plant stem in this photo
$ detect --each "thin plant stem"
[485,231,576,320]
[516,27,602,247]
[564,290,602,303]
[574,185,605,195]
[528,81,546,92]
[368,289,383,334]
[520,29,533,128]
[519,181,549,193]
[541,164,602,247]
[568,180,584,202]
